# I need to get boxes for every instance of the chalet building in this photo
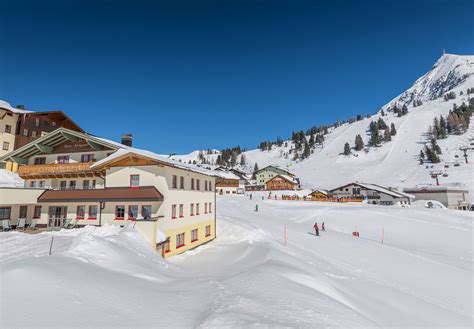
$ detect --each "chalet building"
[0,100,83,171]
[214,167,250,195]
[254,165,300,189]
[0,128,217,258]
[403,186,470,210]
[265,174,298,190]
[308,190,328,198]
[330,182,414,206]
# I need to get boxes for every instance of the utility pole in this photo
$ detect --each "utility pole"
[459,147,472,164]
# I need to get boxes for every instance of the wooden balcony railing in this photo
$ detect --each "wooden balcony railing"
[18,162,101,179]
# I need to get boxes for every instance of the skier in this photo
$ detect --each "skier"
[322,222,325,231]
[313,222,319,236]
[255,204,259,212]
[250,194,252,200]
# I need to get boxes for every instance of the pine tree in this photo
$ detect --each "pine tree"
[240,154,246,166]
[384,127,391,142]
[252,163,259,179]
[354,134,364,150]
[343,142,351,155]
[369,122,380,146]
[419,150,425,159]
[303,140,311,158]
[390,123,396,136]
[439,115,447,139]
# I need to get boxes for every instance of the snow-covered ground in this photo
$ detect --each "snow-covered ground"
[0,169,23,187]
[1,195,472,328]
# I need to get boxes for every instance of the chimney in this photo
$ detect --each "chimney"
[121,133,133,147]
[16,104,25,110]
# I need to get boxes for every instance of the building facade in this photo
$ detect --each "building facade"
[330,182,413,206]
[0,128,217,257]
[403,187,470,210]
[254,166,299,189]
[265,175,297,190]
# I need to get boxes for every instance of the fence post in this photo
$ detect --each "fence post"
[381,226,384,244]
[49,236,54,255]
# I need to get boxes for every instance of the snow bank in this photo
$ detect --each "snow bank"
[0,169,24,187]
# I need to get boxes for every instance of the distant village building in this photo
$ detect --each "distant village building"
[254,165,300,190]
[265,175,298,190]
[214,167,250,195]
[403,187,470,210]
[0,128,218,257]
[330,182,414,206]
[308,190,328,198]
[0,101,83,172]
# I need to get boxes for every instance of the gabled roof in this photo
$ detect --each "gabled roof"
[91,148,221,178]
[266,174,298,185]
[38,186,163,202]
[0,100,32,114]
[255,165,294,176]
[0,128,127,163]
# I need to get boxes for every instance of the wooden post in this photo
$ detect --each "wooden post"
[49,236,54,255]
[381,226,384,244]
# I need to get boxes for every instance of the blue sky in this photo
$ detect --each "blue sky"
[1,0,473,154]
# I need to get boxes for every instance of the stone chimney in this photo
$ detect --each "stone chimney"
[121,133,133,147]
[16,104,25,110]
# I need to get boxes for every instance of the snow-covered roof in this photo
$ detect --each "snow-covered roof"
[91,147,221,177]
[357,182,413,199]
[267,174,298,185]
[404,186,469,193]
[256,165,295,177]
[0,100,33,114]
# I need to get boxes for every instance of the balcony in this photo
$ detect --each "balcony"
[18,162,102,179]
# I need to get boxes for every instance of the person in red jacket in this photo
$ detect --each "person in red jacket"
[313,222,319,236]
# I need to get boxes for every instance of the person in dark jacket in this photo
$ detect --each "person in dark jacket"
[322,222,325,231]
[313,222,319,236]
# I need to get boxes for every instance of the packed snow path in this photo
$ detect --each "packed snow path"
[1,195,472,328]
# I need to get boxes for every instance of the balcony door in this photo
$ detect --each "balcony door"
[48,206,68,228]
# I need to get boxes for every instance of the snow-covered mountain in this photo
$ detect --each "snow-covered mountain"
[171,54,474,198]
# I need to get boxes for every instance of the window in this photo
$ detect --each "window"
[88,205,98,219]
[205,203,208,214]
[172,175,177,189]
[2,142,9,151]
[115,205,125,220]
[190,203,194,216]
[4,124,11,133]
[60,181,67,190]
[209,202,212,213]
[30,181,36,188]
[191,178,195,190]
[39,181,45,188]
[196,203,200,215]
[208,181,212,191]
[205,181,208,191]
[176,233,185,248]
[81,154,94,162]
[205,225,211,237]
[179,204,184,218]
[57,156,69,164]
[142,205,152,219]
[34,157,46,165]
[92,180,96,189]
[19,206,28,218]
[22,129,28,137]
[83,180,90,190]
[171,204,177,219]
[180,176,184,189]
[128,205,138,220]
[196,179,200,190]
[130,174,140,188]
[43,119,50,126]
[69,180,76,190]
[0,207,11,220]
[34,206,42,219]
[163,238,171,253]
[52,121,57,127]
[76,205,86,219]
[35,118,40,127]
[191,228,198,242]
[31,131,37,138]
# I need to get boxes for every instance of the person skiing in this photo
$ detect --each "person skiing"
[313,222,319,236]
[322,222,325,231]
[255,204,259,212]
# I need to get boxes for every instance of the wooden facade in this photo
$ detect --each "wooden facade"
[265,175,297,190]
[18,162,102,179]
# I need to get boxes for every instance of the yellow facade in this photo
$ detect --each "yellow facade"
[162,218,215,257]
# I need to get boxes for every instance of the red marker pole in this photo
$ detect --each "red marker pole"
[381,226,384,244]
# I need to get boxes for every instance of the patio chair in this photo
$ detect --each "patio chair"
[2,219,11,232]
[17,218,26,231]
[62,218,73,229]
[29,219,38,230]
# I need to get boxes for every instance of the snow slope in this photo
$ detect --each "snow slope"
[171,54,474,198]
[1,196,472,328]
[0,169,24,187]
